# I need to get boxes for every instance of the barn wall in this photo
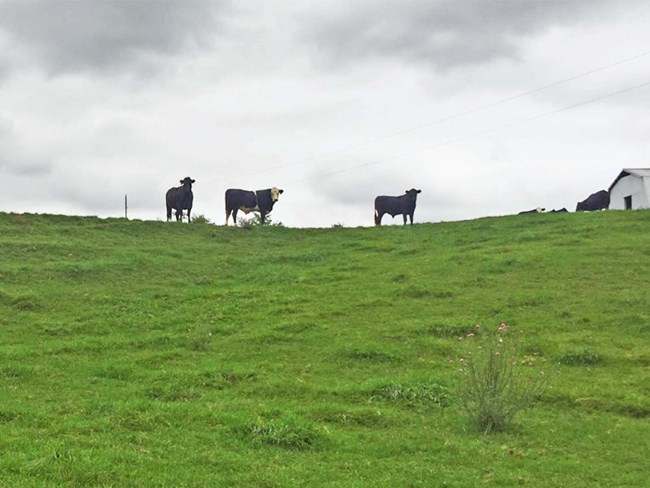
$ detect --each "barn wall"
[609,175,650,210]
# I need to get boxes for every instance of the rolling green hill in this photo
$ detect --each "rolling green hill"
[1,210,649,487]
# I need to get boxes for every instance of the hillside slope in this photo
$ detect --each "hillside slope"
[0,211,649,487]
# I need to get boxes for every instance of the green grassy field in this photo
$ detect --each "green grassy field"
[0,210,648,487]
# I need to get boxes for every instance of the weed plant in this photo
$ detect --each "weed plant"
[189,214,212,224]
[456,323,550,432]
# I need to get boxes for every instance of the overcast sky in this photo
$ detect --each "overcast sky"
[1,0,649,227]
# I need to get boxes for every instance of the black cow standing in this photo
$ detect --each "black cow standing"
[166,177,195,222]
[225,187,283,226]
[576,190,609,211]
[374,189,421,226]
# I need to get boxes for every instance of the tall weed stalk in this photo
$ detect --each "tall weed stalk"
[456,323,549,433]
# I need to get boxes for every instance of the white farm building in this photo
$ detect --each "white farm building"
[608,168,650,210]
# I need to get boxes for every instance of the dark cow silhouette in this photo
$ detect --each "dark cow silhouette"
[549,208,568,213]
[225,187,283,226]
[374,189,421,226]
[166,177,195,222]
[576,190,609,211]
[518,207,545,215]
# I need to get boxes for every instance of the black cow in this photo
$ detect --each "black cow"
[374,188,421,226]
[549,208,568,213]
[576,190,609,211]
[166,177,195,222]
[225,187,283,226]
[518,207,545,215]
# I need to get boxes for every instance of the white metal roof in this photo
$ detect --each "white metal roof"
[608,168,650,191]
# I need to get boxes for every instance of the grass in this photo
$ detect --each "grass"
[0,210,649,486]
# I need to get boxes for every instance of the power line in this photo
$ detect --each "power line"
[206,50,650,186]
[285,79,650,185]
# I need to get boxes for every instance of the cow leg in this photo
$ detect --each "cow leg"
[232,208,239,226]
[260,211,267,225]
[187,209,191,223]
[375,212,383,226]
[225,209,231,226]
[408,213,414,225]
[176,209,182,222]
[166,206,172,221]
[403,214,408,225]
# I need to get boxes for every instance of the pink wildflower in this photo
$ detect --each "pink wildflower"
[498,323,509,331]
[466,332,475,338]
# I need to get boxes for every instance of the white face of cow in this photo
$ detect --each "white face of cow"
[271,187,282,202]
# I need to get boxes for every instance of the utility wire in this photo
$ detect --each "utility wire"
[207,50,650,185]
[285,79,650,185]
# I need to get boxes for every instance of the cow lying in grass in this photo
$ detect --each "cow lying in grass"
[576,190,609,211]
[518,207,545,215]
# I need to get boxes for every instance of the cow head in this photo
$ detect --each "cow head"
[271,187,284,202]
[180,177,195,188]
[405,188,421,199]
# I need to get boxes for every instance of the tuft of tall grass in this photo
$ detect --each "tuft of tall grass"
[558,349,603,366]
[238,414,325,450]
[455,323,551,433]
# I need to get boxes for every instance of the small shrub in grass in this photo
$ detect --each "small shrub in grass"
[559,349,603,366]
[190,214,212,224]
[455,323,550,433]
[237,212,283,227]
[372,383,451,407]
[240,414,324,450]
[422,323,473,338]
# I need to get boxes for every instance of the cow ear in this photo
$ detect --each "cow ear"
[417,189,421,193]
[279,189,284,194]
[191,179,196,183]
[180,180,184,184]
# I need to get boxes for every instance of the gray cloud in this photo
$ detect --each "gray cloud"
[0,117,53,175]
[0,153,52,176]
[300,0,633,70]
[0,0,230,77]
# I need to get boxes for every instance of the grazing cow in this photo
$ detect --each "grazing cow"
[374,188,421,226]
[549,208,568,213]
[576,190,609,211]
[225,187,283,225]
[518,207,545,215]
[166,177,195,222]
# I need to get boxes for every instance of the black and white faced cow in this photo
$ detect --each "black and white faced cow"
[166,177,195,222]
[374,188,421,226]
[518,207,545,215]
[225,187,283,225]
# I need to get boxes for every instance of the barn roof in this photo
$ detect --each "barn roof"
[608,168,650,192]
